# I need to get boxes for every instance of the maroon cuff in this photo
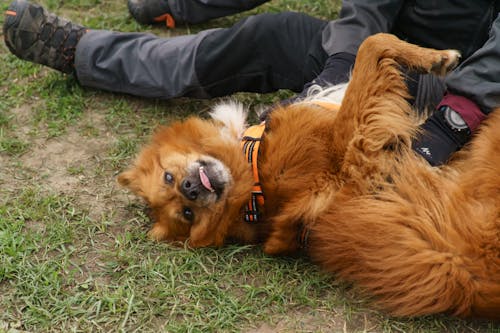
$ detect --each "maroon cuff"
[437,93,486,131]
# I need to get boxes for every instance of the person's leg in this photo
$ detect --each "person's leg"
[4,1,328,100]
[129,0,270,26]
[75,12,329,99]
[75,29,217,98]
[193,12,329,96]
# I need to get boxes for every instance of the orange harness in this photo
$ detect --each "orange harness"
[239,101,341,225]
[241,122,266,222]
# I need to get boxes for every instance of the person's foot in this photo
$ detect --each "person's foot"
[3,0,87,74]
[127,0,176,28]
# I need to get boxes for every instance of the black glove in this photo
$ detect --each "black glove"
[260,52,355,121]
[413,105,471,166]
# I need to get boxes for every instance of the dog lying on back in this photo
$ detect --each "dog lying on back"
[118,33,500,319]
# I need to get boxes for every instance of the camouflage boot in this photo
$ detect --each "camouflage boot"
[3,0,87,74]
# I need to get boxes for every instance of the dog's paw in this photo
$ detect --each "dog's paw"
[263,235,298,256]
[430,50,461,76]
[148,223,168,241]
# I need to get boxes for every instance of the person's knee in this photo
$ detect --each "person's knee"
[239,12,307,41]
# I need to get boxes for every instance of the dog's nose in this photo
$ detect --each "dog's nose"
[181,179,199,200]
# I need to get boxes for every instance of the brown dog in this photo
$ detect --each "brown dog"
[118,33,500,319]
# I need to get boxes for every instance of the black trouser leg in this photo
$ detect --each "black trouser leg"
[194,12,329,97]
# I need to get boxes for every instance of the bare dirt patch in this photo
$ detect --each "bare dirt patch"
[20,113,114,194]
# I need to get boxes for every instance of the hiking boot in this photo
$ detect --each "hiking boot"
[128,0,176,28]
[3,0,87,74]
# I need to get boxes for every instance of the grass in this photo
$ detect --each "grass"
[0,0,499,332]
[0,188,344,332]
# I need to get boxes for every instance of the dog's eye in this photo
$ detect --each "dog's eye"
[164,172,174,184]
[182,207,194,222]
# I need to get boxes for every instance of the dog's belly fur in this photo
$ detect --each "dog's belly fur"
[252,104,348,256]
[260,106,340,216]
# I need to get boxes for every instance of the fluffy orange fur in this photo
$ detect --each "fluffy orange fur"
[118,33,500,319]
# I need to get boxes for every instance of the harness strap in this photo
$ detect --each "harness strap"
[241,123,266,222]
[239,101,340,232]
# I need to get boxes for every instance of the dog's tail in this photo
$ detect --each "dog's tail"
[209,100,249,140]
[306,168,500,319]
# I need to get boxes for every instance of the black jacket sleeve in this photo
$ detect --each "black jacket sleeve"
[444,13,500,115]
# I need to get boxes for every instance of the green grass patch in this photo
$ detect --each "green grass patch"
[0,135,29,156]
[31,75,87,137]
[0,187,341,332]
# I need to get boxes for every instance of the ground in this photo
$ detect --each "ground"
[1,0,499,332]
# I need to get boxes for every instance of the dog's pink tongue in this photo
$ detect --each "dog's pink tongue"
[199,166,215,192]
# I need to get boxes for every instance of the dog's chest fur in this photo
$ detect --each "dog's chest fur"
[257,105,342,221]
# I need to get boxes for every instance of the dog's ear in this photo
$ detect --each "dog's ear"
[117,145,159,197]
[117,169,135,187]
[117,168,143,195]
[209,101,248,140]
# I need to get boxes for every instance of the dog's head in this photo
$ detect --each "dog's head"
[118,102,254,247]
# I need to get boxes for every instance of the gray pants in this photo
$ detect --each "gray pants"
[74,10,445,114]
[75,12,329,100]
